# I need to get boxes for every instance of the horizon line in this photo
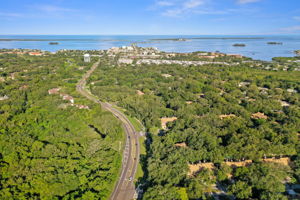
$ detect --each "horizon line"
[0,34,299,36]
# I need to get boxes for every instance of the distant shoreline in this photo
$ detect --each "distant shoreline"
[150,37,264,41]
[0,39,102,41]
[0,37,265,42]
[0,35,298,61]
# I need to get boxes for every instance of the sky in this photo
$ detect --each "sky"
[0,0,300,35]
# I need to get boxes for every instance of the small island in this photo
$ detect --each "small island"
[49,42,59,45]
[233,43,246,47]
[295,50,300,55]
[267,42,283,45]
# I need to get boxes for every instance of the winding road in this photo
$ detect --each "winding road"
[76,60,140,200]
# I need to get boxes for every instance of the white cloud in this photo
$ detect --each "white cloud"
[161,0,206,17]
[293,16,300,21]
[281,25,300,32]
[154,0,258,18]
[157,1,174,7]
[237,0,261,4]
[32,5,76,13]
[163,9,183,17]
[194,10,229,15]
[1,4,90,21]
[0,12,22,17]
[184,0,205,9]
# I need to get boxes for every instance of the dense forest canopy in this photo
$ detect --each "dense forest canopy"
[0,47,299,200]
[0,51,124,199]
[88,50,300,199]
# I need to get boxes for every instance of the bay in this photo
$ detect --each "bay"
[0,35,299,61]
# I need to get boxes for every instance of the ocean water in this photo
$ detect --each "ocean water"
[0,35,299,61]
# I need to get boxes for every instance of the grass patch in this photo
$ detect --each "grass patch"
[139,137,146,155]
[112,105,144,132]
[135,137,146,181]
[127,115,144,132]
[136,163,144,182]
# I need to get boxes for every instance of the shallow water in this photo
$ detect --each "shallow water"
[0,35,299,61]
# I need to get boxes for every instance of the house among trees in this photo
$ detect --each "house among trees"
[118,58,133,65]
[19,85,29,90]
[238,81,251,87]
[60,94,74,104]
[175,142,187,148]
[136,90,145,96]
[279,100,290,107]
[219,114,236,119]
[48,88,61,95]
[251,112,268,120]
[227,54,243,58]
[0,95,9,101]
[287,88,297,93]
[29,52,43,56]
[162,74,172,78]
[74,104,89,110]
[161,117,177,130]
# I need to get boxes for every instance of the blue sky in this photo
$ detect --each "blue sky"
[0,0,299,35]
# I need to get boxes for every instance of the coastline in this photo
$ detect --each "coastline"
[0,35,299,61]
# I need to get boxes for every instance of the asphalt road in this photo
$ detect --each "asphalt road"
[76,61,140,200]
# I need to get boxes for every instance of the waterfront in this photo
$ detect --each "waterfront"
[0,35,299,61]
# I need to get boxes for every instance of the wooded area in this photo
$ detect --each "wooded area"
[0,52,124,199]
[1,49,299,199]
[89,54,300,199]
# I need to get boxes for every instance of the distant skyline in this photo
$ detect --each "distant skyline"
[0,0,300,35]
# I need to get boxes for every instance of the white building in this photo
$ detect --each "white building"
[0,95,9,101]
[84,54,91,62]
[118,58,133,65]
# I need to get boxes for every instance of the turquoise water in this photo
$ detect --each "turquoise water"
[0,35,299,61]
